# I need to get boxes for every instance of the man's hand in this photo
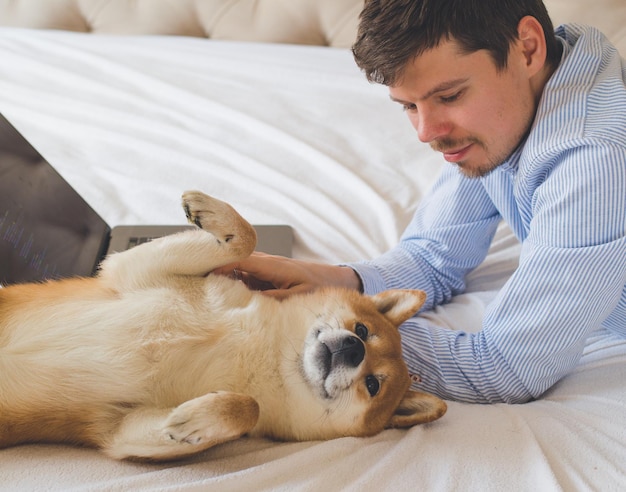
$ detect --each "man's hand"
[213,252,362,299]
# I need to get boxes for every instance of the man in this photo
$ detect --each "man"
[220,0,626,404]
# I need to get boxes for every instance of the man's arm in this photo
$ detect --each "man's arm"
[352,166,502,309]
[215,252,361,299]
[364,144,626,403]
[397,235,625,403]
[218,167,499,301]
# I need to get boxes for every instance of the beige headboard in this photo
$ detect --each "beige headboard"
[0,0,623,53]
[0,0,364,48]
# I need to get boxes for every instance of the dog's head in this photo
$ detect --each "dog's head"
[277,288,446,441]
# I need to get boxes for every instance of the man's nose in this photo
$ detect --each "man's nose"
[411,108,450,143]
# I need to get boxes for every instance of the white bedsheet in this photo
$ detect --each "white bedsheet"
[0,29,624,491]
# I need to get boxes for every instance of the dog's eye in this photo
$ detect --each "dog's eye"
[365,375,380,397]
[355,322,368,341]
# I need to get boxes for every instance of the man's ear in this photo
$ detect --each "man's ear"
[386,389,447,428]
[370,289,426,326]
[516,15,548,76]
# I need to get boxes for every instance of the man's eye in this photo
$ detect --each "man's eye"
[440,91,463,103]
[402,103,417,112]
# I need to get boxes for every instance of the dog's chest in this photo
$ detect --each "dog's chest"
[122,281,281,397]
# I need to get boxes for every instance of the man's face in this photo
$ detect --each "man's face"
[389,39,538,178]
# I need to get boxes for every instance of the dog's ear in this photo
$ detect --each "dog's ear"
[370,289,426,326]
[386,390,447,428]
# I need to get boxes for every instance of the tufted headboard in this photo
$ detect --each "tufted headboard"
[0,0,623,52]
[0,0,364,48]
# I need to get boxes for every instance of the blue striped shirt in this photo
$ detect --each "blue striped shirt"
[350,24,626,404]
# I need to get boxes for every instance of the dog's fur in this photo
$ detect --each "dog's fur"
[0,191,446,461]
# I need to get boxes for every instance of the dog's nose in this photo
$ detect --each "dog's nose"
[333,336,365,368]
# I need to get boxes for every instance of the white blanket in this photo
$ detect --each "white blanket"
[0,29,624,491]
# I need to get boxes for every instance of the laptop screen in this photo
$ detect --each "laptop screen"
[0,114,110,285]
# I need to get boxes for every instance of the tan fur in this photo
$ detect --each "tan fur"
[0,191,446,461]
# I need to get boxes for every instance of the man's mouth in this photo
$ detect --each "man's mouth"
[442,144,473,163]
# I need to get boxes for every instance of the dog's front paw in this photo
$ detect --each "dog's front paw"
[163,392,260,445]
[182,191,232,231]
[181,191,257,256]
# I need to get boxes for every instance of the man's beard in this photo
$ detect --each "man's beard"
[430,137,501,179]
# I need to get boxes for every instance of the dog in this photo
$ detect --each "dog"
[0,191,446,461]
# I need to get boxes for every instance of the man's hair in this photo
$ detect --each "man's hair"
[352,0,561,85]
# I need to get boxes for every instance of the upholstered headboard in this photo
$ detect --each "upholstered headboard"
[0,0,364,47]
[0,0,623,52]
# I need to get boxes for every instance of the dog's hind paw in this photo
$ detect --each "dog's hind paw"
[163,392,260,446]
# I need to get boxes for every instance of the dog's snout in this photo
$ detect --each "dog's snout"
[334,336,365,368]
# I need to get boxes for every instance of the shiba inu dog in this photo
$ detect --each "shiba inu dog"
[0,191,446,461]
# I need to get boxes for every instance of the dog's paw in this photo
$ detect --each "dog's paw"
[181,191,256,255]
[182,191,233,231]
[163,392,260,445]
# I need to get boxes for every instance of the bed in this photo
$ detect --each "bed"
[0,0,624,490]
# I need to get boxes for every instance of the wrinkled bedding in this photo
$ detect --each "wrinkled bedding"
[0,29,624,491]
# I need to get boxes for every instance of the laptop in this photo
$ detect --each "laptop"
[0,113,293,286]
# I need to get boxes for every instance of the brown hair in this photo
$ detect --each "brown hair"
[352,0,561,85]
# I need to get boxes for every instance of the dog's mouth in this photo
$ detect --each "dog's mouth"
[318,343,332,381]
[301,328,365,400]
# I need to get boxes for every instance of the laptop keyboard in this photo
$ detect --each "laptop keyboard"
[127,236,155,249]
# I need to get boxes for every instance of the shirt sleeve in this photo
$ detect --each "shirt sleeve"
[350,143,626,404]
[352,166,502,309]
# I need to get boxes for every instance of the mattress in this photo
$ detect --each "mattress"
[0,28,624,491]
